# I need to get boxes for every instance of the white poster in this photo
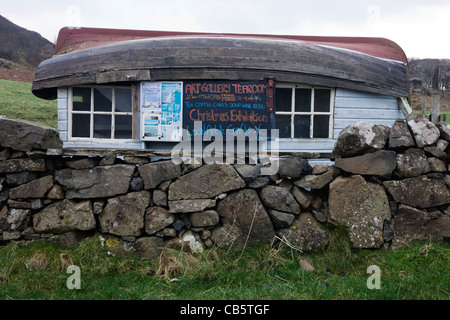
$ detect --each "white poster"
[140,82,182,141]
[141,82,161,112]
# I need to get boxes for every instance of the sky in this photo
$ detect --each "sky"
[1,0,449,59]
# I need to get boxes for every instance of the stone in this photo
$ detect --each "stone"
[299,259,315,272]
[0,205,8,232]
[383,219,395,242]
[260,186,301,214]
[190,210,220,228]
[233,164,261,183]
[169,199,216,213]
[65,158,98,169]
[277,157,312,179]
[427,157,446,172]
[123,156,148,164]
[0,159,46,173]
[9,175,53,200]
[45,232,88,248]
[436,139,449,151]
[99,156,116,166]
[168,163,245,200]
[424,146,447,159]
[5,172,39,186]
[216,189,275,248]
[395,149,430,178]
[30,199,43,210]
[211,223,244,250]
[6,209,31,231]
[0,116,62,152]
[144,206,175,235]
[158,180,172,192]
[407,114,440,148]
[172,220,186,231]
[312,165,329,175]
[55,165,135,199]
[393,204,450,248]
[278,213,329,252]
[384,176,450,209]
[134,237,164,259]
[294,171,334,190]
[153,189,167,207]
[389,119,416,149]
[201,230,212,239]
[328,175,391,248]
[7,200,31,209]
[130,177,144,191]
[333,121,390,157]
[99,191,151,237]
[290,186,313,208]
[47,184,65,200]
[0,148,11,161]
[248,177,270,189]
[2,231,21,240]
[138,160,181,190]
[165,230,204,254]
[312,209,328,223]
[335,150,397,178]
[436,122,450,140]
[93,200,104,215]
[33,199,96,233]
[99,234,135,257]
[267,210,295,229]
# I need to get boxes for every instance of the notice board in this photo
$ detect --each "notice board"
[183,80,271,138]
[140,82,183,141]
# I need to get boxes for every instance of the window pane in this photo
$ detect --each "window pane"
[294,115,310,138]
[94,115,112,139]
[72,87,91,111]
[313,115,330,138]
[314,89,331,112]
[115,115,132,139]
[276,115,292,138]
[295,89,311,112]
[275,88,292,112]
[115,88,132,113]
[94,88,112,112]
[72,114,90,138]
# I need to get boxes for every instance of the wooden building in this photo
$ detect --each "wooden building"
[32,27,410,156]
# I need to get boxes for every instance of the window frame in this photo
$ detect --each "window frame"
[68,85,134,141]
[275,83,335,139]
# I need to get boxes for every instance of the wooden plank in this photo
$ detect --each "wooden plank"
[335,108,403,120]
[334,119,398,130]
[335,88,395,99]
[335,97,398,110]
[397,96,413,118]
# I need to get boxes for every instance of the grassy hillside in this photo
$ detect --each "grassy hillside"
[0,79,57,128]
[0,15,54,68]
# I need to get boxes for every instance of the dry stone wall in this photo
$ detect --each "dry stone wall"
[0,114,449,258]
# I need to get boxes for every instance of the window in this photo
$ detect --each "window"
[69,86,133,140]
[275,84,334,139]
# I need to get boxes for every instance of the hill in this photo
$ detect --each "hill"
[0,15,54,70]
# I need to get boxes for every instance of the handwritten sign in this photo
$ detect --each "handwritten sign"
[183,80,271,137]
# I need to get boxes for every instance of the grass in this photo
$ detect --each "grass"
[0,228,448,300]
[0,79,57,128]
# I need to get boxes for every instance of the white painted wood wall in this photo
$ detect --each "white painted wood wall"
[278,88,404,155]
[58,86,405,154]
